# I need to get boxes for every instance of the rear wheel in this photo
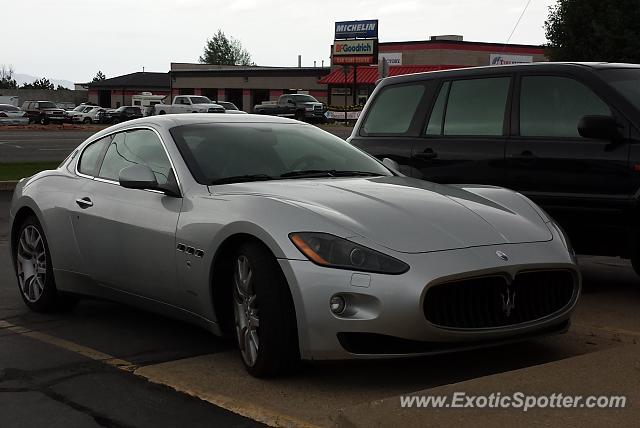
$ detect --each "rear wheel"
[232,242,299,377]
[13,216,76,312]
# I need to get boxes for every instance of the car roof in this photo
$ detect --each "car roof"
[85,113,303,141]
[381,62,640,85]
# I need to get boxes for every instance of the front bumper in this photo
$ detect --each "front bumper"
[279,234,579,361]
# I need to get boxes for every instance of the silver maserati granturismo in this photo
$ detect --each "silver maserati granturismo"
[9,114,580,377]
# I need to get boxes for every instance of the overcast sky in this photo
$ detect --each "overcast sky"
[3,0,556,83]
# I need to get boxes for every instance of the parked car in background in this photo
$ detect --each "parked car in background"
[0,104,29,125]
[104,106,143,124]
[9,113,579,377]
[254,94,327,122]
[349,62,640,276]
[57,102,77,111]
[210,101,247,114]
[154,96,225,115]
[72,106,105,124]
[21,100,66,124]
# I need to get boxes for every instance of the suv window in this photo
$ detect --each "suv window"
[520,76,611,138]
[78,136,111,176]
[425,81,450,135]
[362,84,425,135]
[438,77,510,136]
[278,96,291,106]
[98,129,172,185]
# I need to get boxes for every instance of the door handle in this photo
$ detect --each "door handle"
[75,197,93,208]
[413,148,437,160]
[510,150,536,163]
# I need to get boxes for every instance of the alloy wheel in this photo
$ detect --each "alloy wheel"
[233,255,260,367]
[16,225,47,303]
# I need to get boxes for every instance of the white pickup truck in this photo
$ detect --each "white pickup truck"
[154,96,226,115]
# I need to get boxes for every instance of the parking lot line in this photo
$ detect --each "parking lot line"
[0,319,136,371]
[0,318,319,427]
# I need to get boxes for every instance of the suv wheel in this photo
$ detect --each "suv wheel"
[39,115,49,125]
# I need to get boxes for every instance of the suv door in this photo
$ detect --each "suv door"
[413,76,512,185]
[506,73,632,253]
[71,128,182,303]
[350,81,432,175]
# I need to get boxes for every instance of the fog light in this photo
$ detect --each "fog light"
[330,295,346,314]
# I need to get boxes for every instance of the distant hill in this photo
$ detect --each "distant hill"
[13,73,75,89]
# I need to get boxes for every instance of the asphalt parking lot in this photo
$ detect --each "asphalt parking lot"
[1,186,639,427]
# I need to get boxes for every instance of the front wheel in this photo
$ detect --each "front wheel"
[232,242,299,377]
[13,216,76,312]
[39,115,49,125]
[83,117,91,124]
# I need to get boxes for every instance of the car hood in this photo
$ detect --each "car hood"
[214,176,552,253]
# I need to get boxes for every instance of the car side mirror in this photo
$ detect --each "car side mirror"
[382,157,400,173]
[578,115,622,141]
[119,164,158,190]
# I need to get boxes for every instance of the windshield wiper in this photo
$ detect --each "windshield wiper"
[209,174,275,185]
[280,170,383,179]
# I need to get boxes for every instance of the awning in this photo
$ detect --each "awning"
[319,65,463,85]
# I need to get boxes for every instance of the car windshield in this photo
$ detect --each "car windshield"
[170,123,390,184]
[73,105,86,111]
[290,94,318,103]
[189,96,213,104]
[39,102,57,109]
[116,106,127,112]
[599,68,640,111]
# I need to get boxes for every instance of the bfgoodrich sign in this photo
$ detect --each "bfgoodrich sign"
[332,39,378,65]
[334,19,378,39]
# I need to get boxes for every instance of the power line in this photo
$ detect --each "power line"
[504,0,533,47]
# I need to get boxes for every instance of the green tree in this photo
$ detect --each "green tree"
[0,65,17,89]
[23,78,54,90]
[199,30,254,66]
[56,84,70,90]
[545,0,640,62]
[92,70,106,82]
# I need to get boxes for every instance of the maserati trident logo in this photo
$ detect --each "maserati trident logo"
[496,250,509,261]
[501,288,516,317]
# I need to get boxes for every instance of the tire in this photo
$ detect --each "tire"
[232,242,300,377]
[12,216,77,312]
[158,110,166,115]
[83,117,91,124]
[39,115,49,125]
[295,110,306,122]
[112,117,120,124]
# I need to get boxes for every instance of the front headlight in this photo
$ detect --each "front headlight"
[289,232,409,275]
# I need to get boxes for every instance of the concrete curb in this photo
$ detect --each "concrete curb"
[0,181,18,192]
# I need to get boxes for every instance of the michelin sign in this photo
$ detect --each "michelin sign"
[335,19,378,39]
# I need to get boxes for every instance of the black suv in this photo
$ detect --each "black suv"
[21,100,66,124]
[349,62,640,274]
[104,106,143,124]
